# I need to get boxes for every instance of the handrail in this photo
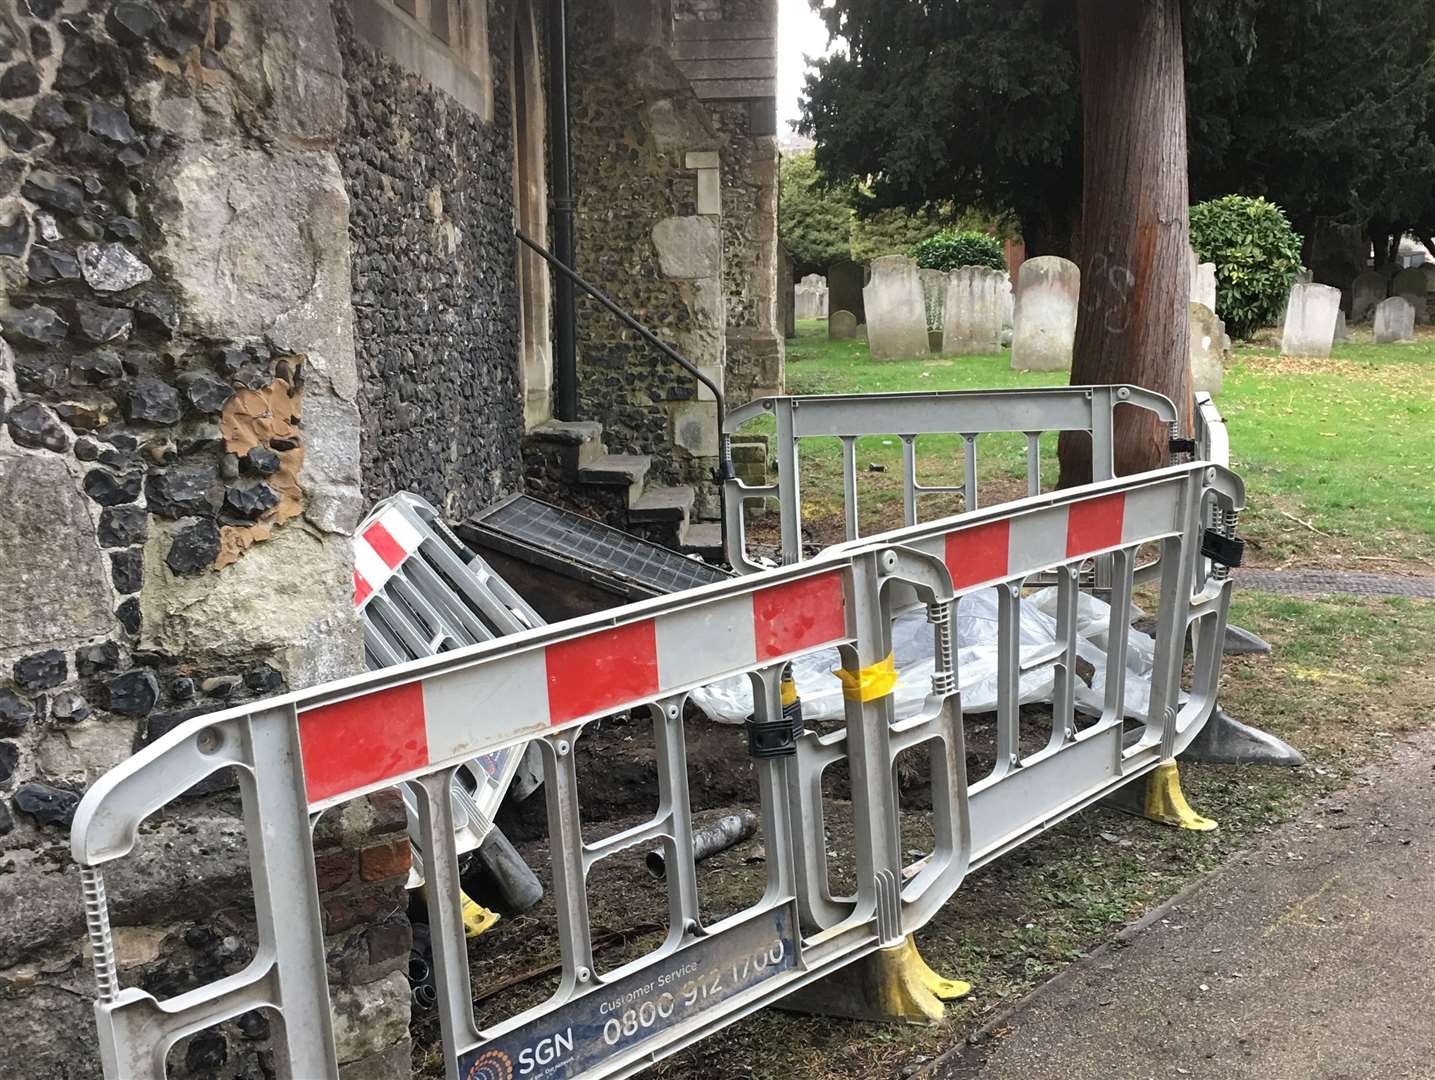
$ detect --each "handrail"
[515,228,735,484]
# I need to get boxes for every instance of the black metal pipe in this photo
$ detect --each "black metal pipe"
[546,0,578,421]
[515,228,734,483]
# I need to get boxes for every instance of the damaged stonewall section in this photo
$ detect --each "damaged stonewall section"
[0,2,390,1077]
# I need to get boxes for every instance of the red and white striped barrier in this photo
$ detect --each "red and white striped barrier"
[300,570,849,804]
[352,503,426,608]
[71,457,1245,1080]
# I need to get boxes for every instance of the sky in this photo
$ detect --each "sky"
[776,0,838,139]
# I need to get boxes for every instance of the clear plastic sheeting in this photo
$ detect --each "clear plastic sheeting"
[689,588,1158,724]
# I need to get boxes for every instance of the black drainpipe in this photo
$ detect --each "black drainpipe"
[547,0,578,421]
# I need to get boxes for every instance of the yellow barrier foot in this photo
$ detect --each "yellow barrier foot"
[776,935,970,1025]
[1143,760,1218,831]
[461,892,501,938]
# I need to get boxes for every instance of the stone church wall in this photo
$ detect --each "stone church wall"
[335,0,528,523]
[0,2,402,1075]
[568,0,780,515]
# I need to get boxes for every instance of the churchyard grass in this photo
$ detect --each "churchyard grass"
[762,320,1435,568]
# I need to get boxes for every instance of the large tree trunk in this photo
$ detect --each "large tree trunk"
[1367,220,1391,271]
[1059,0,1192,486]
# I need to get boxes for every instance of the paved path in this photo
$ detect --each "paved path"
[1236,569,1435,599]
[938,729,1435,1080]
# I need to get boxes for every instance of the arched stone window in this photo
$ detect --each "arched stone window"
[509,2,551,428]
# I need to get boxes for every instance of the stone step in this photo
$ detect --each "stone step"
[630,485,696,547]
[679,521,725,562]
[628,483,695,524]
[526,419,607,474]
[578,453,651,503]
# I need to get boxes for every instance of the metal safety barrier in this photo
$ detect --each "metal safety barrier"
[355,493,544,916]
[722,384,1180,573]
[70,457,1243,1080]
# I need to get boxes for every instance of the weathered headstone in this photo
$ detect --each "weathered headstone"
[1333,309,1348,342]
[863,255,930,359]
[1373,295,1415,343]
[1279,282,1341,357]
[918,267,947,336]
[1010,255,1079,371]
[780,245,795,339]
[1193,262,1218,312]
[828,309,857,340]
[1278,267,1313,326]
[794,273,829,320]
[1391,266,1429,323]
[1189,301,1228,395]
[942,266,1006,356]
[1000,278,1014,346]
[1349,270,1385,323]
[828,259,866,324]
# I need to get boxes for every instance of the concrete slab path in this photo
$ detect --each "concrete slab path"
[939,730,1435,1080]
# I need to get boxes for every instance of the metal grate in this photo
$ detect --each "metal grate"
[478,494,730,594]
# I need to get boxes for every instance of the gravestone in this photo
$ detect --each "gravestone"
[863,255,930,359]
[1279,282,1341,357]
[1333,309,1347,342]
[828,259,867,324]
[1278,267,1313,325]
[1000,278,1014,346]
[828,309,857,340]
[794,273,828,320]
[918,267,947,336]
[1189,301,1228,395]
[1010,255,1079,371]
[1391,266,1429,323]
[942,266,1006,356]
[1373,295,1415,343]
[1193,262,1218,312]
[1350,270,1385,322]
[780,245,795,339]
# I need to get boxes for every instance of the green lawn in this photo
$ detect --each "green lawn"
[753,320,1435,566]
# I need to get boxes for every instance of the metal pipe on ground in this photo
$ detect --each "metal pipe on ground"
[468,826,545,913]
[645,810,760,881]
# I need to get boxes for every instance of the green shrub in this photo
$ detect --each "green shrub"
[911,229,1006,272]
[1189,195,1304,338]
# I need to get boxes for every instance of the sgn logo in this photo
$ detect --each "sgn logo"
[466,1049,513,1080]
[518,1028,575,1075]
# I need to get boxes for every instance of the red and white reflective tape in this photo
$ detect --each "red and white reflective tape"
[933,484,1176,591]
[352,506,426,608]
[299,570,849,805]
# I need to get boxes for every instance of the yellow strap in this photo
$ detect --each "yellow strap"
[780,675,799,707]
[833,653,898,702]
